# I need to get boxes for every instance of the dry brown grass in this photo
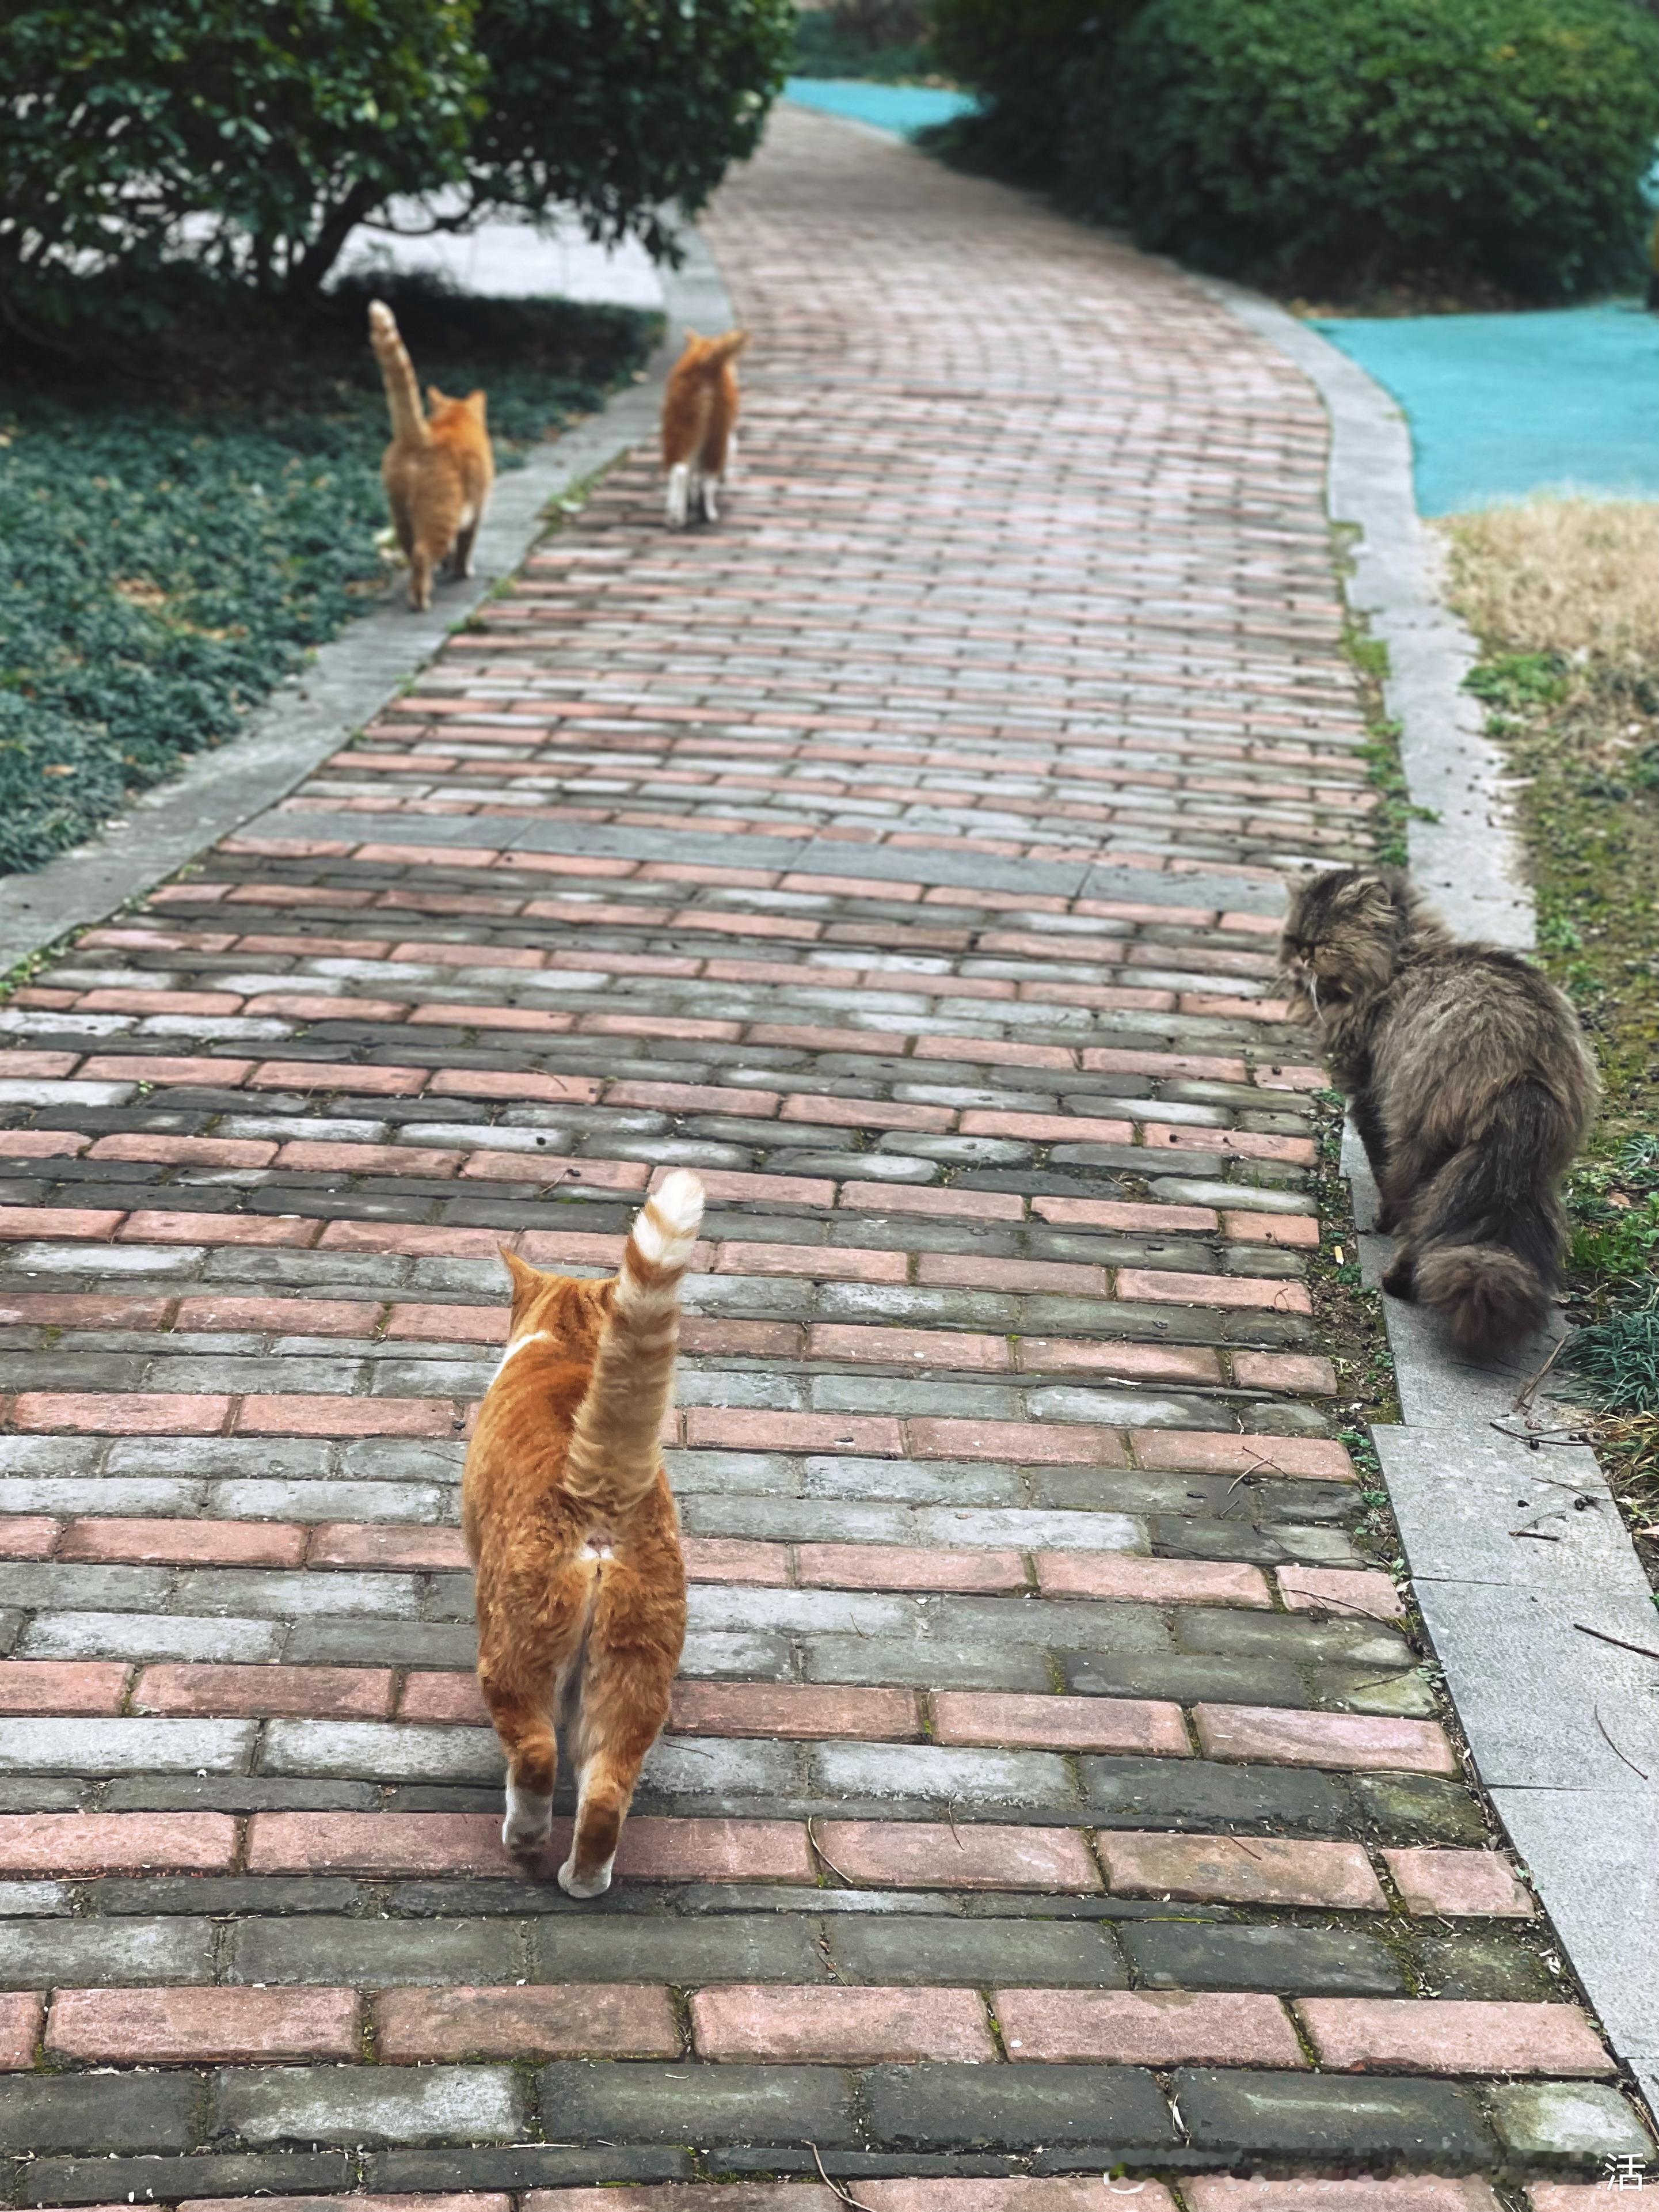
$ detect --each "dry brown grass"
[1439,496,1659,664]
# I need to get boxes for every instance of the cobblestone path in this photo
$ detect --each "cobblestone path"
[0,106,1638,2209]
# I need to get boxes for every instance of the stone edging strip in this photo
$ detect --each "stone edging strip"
[1211,275,1659,2145]
[0,229,733,984]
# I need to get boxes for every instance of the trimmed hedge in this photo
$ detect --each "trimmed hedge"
[930,0,1659,301]
[927,0,1111,185]
[1089,0,1659,298]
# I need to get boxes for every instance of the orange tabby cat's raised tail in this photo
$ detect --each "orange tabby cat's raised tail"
[564,1169,705,1517]
[368,299,429,448]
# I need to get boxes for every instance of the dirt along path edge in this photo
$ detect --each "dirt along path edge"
[1208,273,1659,2140]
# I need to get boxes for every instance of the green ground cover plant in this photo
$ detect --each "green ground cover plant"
[1444,499,1659,1584]
[0,278,653,877]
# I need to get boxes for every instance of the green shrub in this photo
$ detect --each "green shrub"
[0,0,793,338]
[1096,0,1659,299]
[927,0,1121,185]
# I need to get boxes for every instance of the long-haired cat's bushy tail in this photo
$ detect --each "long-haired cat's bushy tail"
[562,1170,704,1515]
[368,301,429,447]
[1411,1082,1565,1354]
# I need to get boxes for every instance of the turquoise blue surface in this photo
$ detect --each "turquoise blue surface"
[1311,303,1659,516]
[783,77,978,137]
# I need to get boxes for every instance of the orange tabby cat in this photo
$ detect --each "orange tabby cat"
[368,299,494,611]
[661,328,748,528]
[462,1169,703,1895]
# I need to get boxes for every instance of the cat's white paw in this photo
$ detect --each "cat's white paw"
[665,463,690,530]
[556,1853,614,1899]
[501,1779,552,1855]
[701,478,720,523]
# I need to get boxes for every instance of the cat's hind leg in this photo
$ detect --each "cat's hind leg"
[665,463,691,529]
[699,472,720,524]
[450,515,480,580]
[557,1591,678,1899]
[407,547,435,613]
[480,1674,558,1854]
[477,1574,584,1857]
[559,1691,665,1897]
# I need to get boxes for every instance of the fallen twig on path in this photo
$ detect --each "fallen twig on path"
[811,2143,877,2212]
[1574,1621,1659,1662]
[1512,1332,1571,1415]
[806,1816,861,1887]
[1595,1704,1650,1780]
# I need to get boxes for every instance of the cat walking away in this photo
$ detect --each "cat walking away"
[463,1171,704,1896]
[1279,866,1598,1356]
[661,328,748,528]
[368,299,494,611]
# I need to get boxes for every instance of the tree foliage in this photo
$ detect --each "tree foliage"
[0,1,484,325]
[461,0,793,263]
[0,0,793,335]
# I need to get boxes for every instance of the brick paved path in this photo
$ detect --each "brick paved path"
[0,106,1631,2207]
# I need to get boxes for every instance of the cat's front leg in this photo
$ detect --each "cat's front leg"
[1380,1243,1418,1301]
[1349,1088,1388,1184]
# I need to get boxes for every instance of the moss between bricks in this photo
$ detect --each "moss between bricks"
[0,284,655,882]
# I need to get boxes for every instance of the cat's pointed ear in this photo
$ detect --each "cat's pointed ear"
[427,383,447,411]
[500,1246,539,1298]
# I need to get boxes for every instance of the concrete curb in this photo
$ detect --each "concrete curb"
[1210,278,1659,2142]
[0,228,733,982]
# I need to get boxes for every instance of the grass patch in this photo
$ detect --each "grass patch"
[0,273,655,880]
[1442,495,1659,1576]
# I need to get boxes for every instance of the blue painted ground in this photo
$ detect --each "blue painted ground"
[783,78,978,137]
[1312,303,1659,516]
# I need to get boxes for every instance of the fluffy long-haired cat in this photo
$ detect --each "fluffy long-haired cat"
[368,299,494,611]
[1279,866,1598,1356]
[463,1169,703,1895]
[661,328,748,528]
